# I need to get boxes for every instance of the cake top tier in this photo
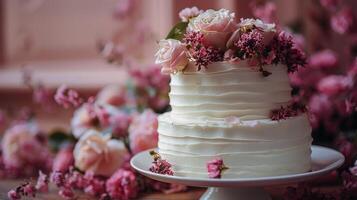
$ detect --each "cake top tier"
[155,8,306,77]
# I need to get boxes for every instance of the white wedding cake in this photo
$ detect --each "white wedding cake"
[157,62,312,178]
[155,8,312,178]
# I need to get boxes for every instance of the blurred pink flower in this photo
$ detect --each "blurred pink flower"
[330,7,354,34]
[1,123,51,170]
[251,1,277,23]
[317,75,353,96]
[82,172,106,196]
[54,85,83,109]
[73,130,128,177]
[113,0,133,19]
[179,6,203,22]
[96,85,127,107]
[106,169,138,200]
[320,0,340,11]
[308,49,338,69]
[109,111,132,138]
[207,158,228,179]
[52,146,74,172]
[128,109,158,154]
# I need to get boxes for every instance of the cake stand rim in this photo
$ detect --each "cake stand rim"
[130,145,344,187]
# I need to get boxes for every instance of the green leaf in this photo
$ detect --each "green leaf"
[165,21,188,40]
[48,129,76,152]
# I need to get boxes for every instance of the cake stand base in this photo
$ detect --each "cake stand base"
[200,187,271,200]
[131,146,344,200]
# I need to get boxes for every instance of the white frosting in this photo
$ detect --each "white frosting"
[170,62,292,120]
[158,61,312,178]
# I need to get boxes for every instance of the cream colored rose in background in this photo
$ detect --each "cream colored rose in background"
[73,130,128,177]
[155,39,188,74]
[188,9,236,49]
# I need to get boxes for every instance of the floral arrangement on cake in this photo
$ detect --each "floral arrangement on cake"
[155,7,306,76]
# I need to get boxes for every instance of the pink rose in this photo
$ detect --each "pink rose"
[52,146,74,172]
[96,85,127,107]
[188,9,236,49]
[308,49,338,69]
[317,75,353,96]
[1,123,51,169]
[206,158,229,178]
[128,109,158,154]
[179,6,203,22]
[155,39,189,74]
[73,130,128,177]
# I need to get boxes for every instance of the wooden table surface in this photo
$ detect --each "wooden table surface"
[0,180,342,200]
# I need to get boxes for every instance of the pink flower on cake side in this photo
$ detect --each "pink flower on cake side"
[179,6,203,22]
[128,109,158,154]
[73,130,128,177]
[106,169,138,200]
[155,39,189,74]
[188,9,236,49]
[206,158,229,178]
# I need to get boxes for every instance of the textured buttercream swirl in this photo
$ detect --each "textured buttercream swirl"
[170,61,291,120]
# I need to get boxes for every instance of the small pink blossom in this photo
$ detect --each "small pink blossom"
[149,151,174,175]
[207,158,228,178]
[36,171,49,192]
[106,169,138,200]
[8,190,20,200]
[58,186,75,199]
[317,75,353,96]
[179,6,203,22]
[129,110,158,154]
[54,85,83,109]
[52,146,74,172]
[330,8,354,34]
[83,172,106,196]
[113,0,133,19]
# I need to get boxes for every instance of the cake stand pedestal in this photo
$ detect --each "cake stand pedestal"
[131,145,344,200]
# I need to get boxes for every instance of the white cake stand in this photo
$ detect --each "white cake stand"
[131,145,344,200]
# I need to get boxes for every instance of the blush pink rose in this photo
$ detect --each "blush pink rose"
[128,109,158,154]
[188,9,237,49]
[155,39,189,74]
[73,130,128,177]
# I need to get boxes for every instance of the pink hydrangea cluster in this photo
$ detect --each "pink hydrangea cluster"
[106,169,138,200]
[206,158,229,179]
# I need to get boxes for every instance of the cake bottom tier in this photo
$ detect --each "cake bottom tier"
[158,112,312,178]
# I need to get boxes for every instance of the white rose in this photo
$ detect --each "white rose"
[238,18,276,32]
[73,129,128,177]
[188,9,237,49]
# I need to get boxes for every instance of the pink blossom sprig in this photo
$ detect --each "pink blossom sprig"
[8,182,37,200]
[183,31,224,70]
[149,151,174,176]
[270,101,306,121]
[54,85,84,109]
[206,158,229,179]
[269,31,307,73]
[106,169,138,200]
